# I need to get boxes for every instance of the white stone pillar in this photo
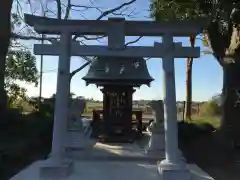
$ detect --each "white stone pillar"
[51,32,71,158]
[162,34,178,163]
[158,34,189,180]
[39,32,73,179]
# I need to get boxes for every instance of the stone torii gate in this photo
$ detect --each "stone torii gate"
[25,14,207,180]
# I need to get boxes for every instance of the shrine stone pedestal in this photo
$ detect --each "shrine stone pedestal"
[145,100,165,156]
[64,131,95,152]
[67,98,86,131]
[66,99,95,151]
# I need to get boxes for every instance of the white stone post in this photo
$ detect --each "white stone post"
[162,34,178,163]
[158,34,189,180]
[51,32,71,159]
[39,32,73,178]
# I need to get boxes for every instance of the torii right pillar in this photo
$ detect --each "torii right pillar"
[158,34,190,180]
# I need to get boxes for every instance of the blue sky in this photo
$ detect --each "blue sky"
[16,0,222,101]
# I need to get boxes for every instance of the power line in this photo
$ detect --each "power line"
[42,69,58,73]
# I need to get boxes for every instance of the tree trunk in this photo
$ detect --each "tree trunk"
[185,36,195,120]
[220,62,240,149]
[0,0,13,121]
[185,58,193,120]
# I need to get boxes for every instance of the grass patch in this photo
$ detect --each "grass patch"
[185,116,220,129]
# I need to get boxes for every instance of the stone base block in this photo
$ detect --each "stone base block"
[158,160,190,180]
[160,168,190,180]
[39,158,74,178]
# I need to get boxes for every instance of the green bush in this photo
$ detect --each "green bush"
[0,107,53,180]
[199,99,221,117]
[178,121,215,145]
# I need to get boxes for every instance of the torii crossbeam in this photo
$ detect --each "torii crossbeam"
[25,14,206,36]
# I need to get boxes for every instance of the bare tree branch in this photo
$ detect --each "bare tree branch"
[70,61,92,80]
[112,9,139,18]
[201,49,213,55]
[64,0,71,20]
[70,37,144,79]
[95,4,138,18]
[145,57,152,61]
[72,0,137,41]
[195,37,204,41]
[96,0,136,20]
[11,33,58,42]
[76,35,143,65]
[15,0,140,74]
[125,36,143,46]
[15,0,24,18]
[82,35,106,41]
[45,5,58,17]
[27,0,34,15]
[55,0,62,19]
[70,4,102,10]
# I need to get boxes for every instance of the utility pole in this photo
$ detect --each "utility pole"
[38,1,45,107]
[39,34,43,104]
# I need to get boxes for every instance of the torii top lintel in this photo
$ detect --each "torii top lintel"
[24,14,209,37]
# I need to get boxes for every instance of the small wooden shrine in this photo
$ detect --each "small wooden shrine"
[82,56,154,142]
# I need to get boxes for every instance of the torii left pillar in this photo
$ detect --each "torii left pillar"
[39,32,74,178]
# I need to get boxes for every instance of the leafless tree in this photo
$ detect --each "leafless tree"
[10,0,145,101]
[12,0,142,77]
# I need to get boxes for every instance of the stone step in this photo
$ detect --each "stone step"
[65,146,165,163]
[66,152,164,163]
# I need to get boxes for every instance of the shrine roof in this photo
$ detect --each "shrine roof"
[82,56,154,87]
